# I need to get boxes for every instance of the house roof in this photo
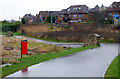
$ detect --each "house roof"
[39,11,49,17]
[39,11,60,17]
[50,11,61,16]
[22,14,36,21]
[107,2,120,12]
[59,5,89,14]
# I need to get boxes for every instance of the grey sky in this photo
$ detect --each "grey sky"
[0,0,119,21]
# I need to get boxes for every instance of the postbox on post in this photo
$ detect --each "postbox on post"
[21,40,28,58]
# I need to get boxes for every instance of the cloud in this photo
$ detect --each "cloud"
[0,0,119,20]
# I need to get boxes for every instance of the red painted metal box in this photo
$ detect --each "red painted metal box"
[21,40,28,55]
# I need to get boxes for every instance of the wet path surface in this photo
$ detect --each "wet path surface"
[6,36,118,77]
[14,36,83,48]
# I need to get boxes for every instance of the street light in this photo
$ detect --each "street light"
[50,11,53,29]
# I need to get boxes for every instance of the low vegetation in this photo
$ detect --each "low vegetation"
[1,20,20,32]
[18,23,117,43]
[1,36,67,65]
[105,55,119,78]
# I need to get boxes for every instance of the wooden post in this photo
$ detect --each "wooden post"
[21,42,22,58]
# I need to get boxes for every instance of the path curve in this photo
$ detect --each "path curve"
[6,36,118,77]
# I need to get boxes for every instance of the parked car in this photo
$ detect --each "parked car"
[69,19,82,23]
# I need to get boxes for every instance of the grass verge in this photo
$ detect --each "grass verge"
[25,35,117,43]
[0,32,22,36]
[104,54,119,78]
[24,35,81,43]
[100,39,116,43]
[1,45,96,78]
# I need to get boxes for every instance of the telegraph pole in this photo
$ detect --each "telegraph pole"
[50,11,53,29]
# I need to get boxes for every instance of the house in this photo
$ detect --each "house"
[37,11,49,23]
[90,5,108,12]
[99,4,108,12]
[37,11,60,23]
[88,5,108,22]
[22,13,36,24]
[106,2,120,18]
[58,5,90,23]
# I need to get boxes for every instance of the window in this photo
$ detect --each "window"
[113,12,116,15]
[88,8,90,10]
[78,14,82,18]
[73,14,76,18]
[79,7,81,9]
[68,8,71,11]
[59,14,62,18]
[110,5,112,8]
[73,8,75,10]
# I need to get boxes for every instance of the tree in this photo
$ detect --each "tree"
[92,10,107,28]
[21,18,25,24]
[46,16,55,23]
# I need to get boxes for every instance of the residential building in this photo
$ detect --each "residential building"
[90,5,108,12]
[37,11,49,23]
[36,11,60,23]
[58,5,90,23]
[106,2,120,18]
[22,13,36,24]
[99,4,108,12]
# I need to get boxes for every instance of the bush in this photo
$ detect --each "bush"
[46,16,55,23]
[1,21,20,32]
[21,18,25,24]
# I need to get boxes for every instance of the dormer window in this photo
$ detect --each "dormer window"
[88,8,90,10]
[79,7,81,9]
[110,5,112,8]
[68,8,71,11]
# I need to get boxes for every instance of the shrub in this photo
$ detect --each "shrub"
[2,21,20,32]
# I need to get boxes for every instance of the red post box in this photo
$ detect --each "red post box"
[21,40,28,55]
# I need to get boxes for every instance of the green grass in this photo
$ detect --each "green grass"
[24,35,81,43]
[100,39,116,43]
[0,32,22,36]
[1,45,96,78]
[13,32,23,36]
[26,35,117,43]
[104,55,119,78]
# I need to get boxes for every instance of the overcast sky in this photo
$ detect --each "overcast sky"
[0,0,119,21]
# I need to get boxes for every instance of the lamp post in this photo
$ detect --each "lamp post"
[50,11,53,29]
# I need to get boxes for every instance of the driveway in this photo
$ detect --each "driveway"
[6,36,118,77]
